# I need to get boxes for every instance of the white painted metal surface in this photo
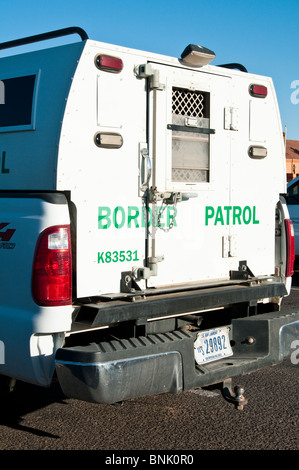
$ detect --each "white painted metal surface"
[0,36,287,385]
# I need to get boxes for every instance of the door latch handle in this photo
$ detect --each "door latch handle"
[140,148,152,190]
[181,192,198,201]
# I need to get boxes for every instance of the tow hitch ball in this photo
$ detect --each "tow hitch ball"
[221,378,248,410]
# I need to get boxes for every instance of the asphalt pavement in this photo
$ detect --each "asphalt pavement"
[0,279,298,452]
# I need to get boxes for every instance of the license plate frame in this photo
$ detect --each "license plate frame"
[194,327,233,365]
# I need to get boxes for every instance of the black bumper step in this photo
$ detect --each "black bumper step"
[55,308,299,404]
[74,282,287,328]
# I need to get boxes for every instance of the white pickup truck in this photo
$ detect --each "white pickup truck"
[0,27,298,408]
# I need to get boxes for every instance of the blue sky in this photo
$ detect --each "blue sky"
[0,0,299,139]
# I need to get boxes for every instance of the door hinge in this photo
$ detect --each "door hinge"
[135,64,165,90]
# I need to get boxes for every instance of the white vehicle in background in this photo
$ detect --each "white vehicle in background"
[0,27,298,410]
[287,176,299,259]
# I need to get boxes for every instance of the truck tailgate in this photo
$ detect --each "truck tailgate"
[0,193,73,385]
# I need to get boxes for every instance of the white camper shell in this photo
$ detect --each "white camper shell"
[0,28,298,408]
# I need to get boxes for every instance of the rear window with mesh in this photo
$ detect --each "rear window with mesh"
[171,87,210,183]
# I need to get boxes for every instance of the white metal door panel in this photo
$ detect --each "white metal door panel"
[57,44,148,298]
[145,64,234,288]
[229,77,282,277]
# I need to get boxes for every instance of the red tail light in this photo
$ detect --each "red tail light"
[95,54,123,73]
[32,225,72,306]
[249,84,268,98]
[285,219,295,278]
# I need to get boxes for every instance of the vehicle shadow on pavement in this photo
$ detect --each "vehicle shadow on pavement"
[0,379,66,438]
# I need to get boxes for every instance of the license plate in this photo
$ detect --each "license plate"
[194,327,233,365]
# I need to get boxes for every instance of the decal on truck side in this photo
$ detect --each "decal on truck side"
[98,206,177,230]
[0,223,16,249]
[0,152,9,174]
[98,205,260,230]
[98,249,139,264]
[205,206,260,226]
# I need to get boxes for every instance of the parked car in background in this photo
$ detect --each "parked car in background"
[287,175,299,259]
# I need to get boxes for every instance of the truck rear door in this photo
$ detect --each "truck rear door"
[143,63,232,288]
[228,79,283,278]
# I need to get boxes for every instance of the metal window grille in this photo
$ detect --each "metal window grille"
[172,88,207,118]
[171,87,210,183]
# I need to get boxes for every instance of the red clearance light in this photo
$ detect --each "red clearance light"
[249,84,268,98]
[95,54,123,73]
[285,219,295,278]
[32,225,72,306]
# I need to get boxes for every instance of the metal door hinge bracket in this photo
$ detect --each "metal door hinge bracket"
[135,64,164,90]
[230,260,254,280]
[121,271,145,296]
